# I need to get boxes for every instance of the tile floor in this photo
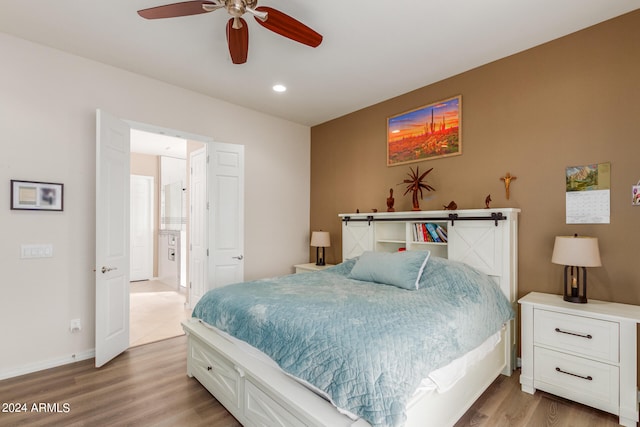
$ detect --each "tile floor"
[129,279,192,347]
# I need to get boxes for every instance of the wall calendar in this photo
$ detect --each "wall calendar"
[565,162,610,224]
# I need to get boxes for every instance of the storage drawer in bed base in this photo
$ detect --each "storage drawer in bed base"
[189,335,243,414]
[184,321,348,427]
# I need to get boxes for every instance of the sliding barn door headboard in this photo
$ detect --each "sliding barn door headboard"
[339,208,520,372]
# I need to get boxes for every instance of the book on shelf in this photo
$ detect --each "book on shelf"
[425,223,442,242]
[422,224,430,242]
[412,223,447,243]
[435,225,448,242]
[413,223,423,242]
[413,223,428,242]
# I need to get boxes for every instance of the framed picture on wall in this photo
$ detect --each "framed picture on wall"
[387,95,462,166]
[11,180,64,211]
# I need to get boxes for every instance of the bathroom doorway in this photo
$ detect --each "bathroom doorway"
[129,129,204,346]
[96,110,244,365]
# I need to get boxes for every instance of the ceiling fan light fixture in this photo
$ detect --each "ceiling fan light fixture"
[273,84,287,92]
[138,0,322,64]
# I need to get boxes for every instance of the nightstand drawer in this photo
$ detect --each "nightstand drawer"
[534,308,619,362]
[534,346,619,414]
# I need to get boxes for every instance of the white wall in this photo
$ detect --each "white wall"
[0,33,311,378]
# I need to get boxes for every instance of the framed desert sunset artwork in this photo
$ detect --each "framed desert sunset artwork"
[387,95,462,166]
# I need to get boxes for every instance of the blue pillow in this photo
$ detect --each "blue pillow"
[349,250,430,290]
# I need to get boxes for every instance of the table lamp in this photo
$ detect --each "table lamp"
[310,231,330,266]
[551,234,601,303]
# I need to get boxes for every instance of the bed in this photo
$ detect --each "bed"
[182,208,519,427]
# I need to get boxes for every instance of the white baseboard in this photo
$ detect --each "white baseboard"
[0,349,95,381]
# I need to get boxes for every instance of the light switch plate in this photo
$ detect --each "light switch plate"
[21,244,53,259]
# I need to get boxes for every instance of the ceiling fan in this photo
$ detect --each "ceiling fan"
[137,0,323,64]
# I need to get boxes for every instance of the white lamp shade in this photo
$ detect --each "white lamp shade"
[310,231,331,247]
[551,235,601,267]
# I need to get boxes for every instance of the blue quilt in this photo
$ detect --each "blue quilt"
[192,257,514,427]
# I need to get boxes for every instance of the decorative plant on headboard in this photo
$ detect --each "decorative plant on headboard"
[401,166,435,211]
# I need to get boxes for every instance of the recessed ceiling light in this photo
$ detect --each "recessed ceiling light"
[273,84,287,93]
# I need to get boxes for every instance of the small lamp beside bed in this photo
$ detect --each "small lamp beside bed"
[310,231,330,266]
[551,234,601,303]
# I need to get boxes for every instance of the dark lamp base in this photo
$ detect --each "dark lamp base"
[563,295,587,304]
[563,265,588,304]
[315,246,326,266]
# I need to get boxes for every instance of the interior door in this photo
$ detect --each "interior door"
[189,146,207,307]
[95,109,131,368]
[210,142,244,288]
[130,175,154,281]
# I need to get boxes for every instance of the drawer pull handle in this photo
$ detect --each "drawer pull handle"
[554,327,592,339]
[555,367,592,381]
[207,366,212,371]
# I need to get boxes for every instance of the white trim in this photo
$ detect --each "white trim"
[0,349,95,381]
[127,120,214,144]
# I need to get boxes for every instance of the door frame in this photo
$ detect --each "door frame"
[97,114,245,366]
[128,120,216,309]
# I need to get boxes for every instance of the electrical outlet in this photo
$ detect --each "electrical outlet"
[69,319,81,333]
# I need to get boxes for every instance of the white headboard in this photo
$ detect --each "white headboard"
[339,208,520,371]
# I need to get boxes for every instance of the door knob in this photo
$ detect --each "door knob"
[101,266,118,274]
[232,255,244,260]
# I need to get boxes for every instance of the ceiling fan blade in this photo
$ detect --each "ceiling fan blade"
[253,6,322,48]
[137,1,220,19]
[226,17,249,64]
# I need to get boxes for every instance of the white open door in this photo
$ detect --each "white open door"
[210,142,244,289]
[189,146,207,307]
[95,109,131,367]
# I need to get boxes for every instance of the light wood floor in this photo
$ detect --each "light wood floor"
[130,279,191,347]
[0,335,622,427]
[454,369,620,427]
[0,336,240,427]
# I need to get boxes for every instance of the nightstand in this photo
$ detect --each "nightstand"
[293,263,335,273]
[519,292,640,427]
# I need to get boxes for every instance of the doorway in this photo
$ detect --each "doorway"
[129,129,203,347]
[95,110,245,367]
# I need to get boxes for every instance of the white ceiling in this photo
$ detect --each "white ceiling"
[0,1,637,126]
[131,129,187,158]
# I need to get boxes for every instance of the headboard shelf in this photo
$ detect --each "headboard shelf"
[339,208,520,373]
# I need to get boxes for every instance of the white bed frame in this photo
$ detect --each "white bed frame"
[182,208,520,427]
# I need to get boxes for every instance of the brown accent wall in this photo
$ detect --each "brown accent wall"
[311,10,640,306]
